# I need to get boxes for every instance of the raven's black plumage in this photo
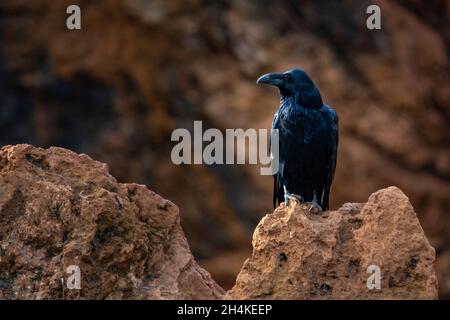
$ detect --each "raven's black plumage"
[257,69,338,211]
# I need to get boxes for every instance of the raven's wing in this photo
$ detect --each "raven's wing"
[270,111,284,208]
[320,107,339,210]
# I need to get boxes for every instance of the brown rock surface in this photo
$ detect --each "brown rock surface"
[0,144,224,299]
[226,187,438,299]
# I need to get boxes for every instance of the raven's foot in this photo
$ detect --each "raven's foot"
[308,201,322,214]
[285,193,304,206]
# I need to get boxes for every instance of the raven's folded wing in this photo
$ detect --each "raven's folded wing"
[321,107,339,210]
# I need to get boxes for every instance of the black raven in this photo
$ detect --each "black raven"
[257,69,338,212]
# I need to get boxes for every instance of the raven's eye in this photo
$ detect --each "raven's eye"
[282,74,291,81]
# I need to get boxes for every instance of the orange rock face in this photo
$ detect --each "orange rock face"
[226,187,438,300]
[0,145,224,299]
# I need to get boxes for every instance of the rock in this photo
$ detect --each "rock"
[226,187,438,299]
[0,144,224,299]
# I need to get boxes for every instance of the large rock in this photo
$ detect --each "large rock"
[226,187,438,299]
[0,144,224,299]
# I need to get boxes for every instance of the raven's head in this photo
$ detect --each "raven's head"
[257,68,322,107]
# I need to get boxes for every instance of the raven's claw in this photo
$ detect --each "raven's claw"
[287,194,304,203]
[308,201,322,214]
[284,193,304,206]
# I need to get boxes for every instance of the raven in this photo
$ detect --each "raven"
[257,69,338,212]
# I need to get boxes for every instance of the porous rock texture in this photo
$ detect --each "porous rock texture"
[0,144,224,299]
[226,187,438,299]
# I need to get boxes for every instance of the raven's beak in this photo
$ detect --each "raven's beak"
[256,72,283,87]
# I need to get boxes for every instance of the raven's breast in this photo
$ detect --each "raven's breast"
[276,106,331,201]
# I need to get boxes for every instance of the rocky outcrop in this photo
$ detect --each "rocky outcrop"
[0,145,224,299]
[226,187,438,299]
[0,145,440,300]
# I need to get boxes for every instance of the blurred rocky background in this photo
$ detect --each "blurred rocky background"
[0,0,449,297]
